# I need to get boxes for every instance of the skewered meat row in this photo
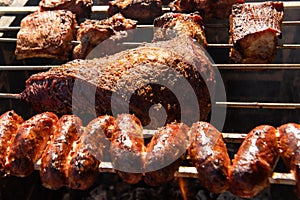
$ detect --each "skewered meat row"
[20,36,214,127]
[229,2,284,64]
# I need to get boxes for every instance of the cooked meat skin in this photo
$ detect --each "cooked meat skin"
[67,139,100,190]
[144,123,189,186]
[229,125,279,198]
[169,0,244,19]
[110,114,145,184]
[73,13,137,59]
[153,12,207,48]
[108,0,162,23]
[21,36,214,127]
[188,121,230,194]
[84,115,117,162]
[229,2,284,64]
[40,115,83,190]
[0,111,24,177]
[39,0,92,18]
[7,112,58,177]
[15,10,77,60]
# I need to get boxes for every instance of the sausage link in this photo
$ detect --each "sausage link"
[110,114,145,184]
[229,125,279,198]
[40,115,83,190]
[188,121,230,194]
[83,115,117,162]
[6,112,58,177]
[0,111,24,177]
[144,123,189,186]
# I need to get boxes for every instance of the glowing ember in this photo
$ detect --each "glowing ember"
[178,177,188,200]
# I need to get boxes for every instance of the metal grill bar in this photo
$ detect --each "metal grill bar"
[216,102,300,109]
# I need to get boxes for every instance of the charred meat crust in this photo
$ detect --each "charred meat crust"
[229,125,279,198]
[144,123,189,186]
[229,2,284,64]
[15,10,77,61]
[188,121,230,194]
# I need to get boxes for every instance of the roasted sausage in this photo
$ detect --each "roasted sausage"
[83,115,117,162]
[229,125,279,198]
[0,111,24,177]
[188,121,230,194]
[110,114,145,184]
[144,123,189,186]
[40,115,83,190]
[6,112,58,177]
[67,139,100,190]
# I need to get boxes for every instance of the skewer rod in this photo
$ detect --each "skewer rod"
[215,102,300,109]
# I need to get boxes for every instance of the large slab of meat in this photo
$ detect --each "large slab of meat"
[21,36,215,127]
[229,2,284,64]
[15,10,77,61]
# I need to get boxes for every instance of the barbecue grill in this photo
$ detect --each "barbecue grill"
[0,0,300,199]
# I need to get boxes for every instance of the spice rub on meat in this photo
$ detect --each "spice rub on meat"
[15,10,77,61]
[229,2,284,64]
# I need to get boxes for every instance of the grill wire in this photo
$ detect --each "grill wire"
[0,1,300,200]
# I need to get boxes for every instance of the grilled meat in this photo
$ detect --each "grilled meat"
[108,0,162,23]
[15,10,77,61]
[39,0,92,19]
[40,115,83,190]
[6,112,58,177]
[144,123,189,186]
[73,13,137,59]
[229,125,279,198]
[229,2,284,64]
[169,0,244,19]
[0,111,24,177]
[21,36,214,127]
[188,121,230,194]
[83,115,117,162]
[67,139,100,190]
[153,12,207,48]
[110,114,145,184]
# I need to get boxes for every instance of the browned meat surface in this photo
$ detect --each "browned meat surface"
[15,10,77,60]
[21,36,214,127]
[229,125,279,198]
[67,139,100,190]
[6,112,58,177]
[153,12,207,48]
[0,111,24,177]
[144,123,189,186]
[83,115,117,162]
[295,152,300,199]
[110,114,145,184]
[108,0,162,23]
[40,115,82,190]
[73,13,137,59]
[229,2,284,64]
[169,0,244,19]
[39,0,92,18]
[188,121,230,194]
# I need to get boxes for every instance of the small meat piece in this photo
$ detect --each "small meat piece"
[153,12,207,48]
[40,115,83,190]
[188,121,230,194]
[108,0,162,23]
[0,111,24,177]
[15,10,77,60]
[6,112,58,177]
[83,115,117,162]
[67,139,100,190]
[229,125,279,198]
[169,0,244,19]
[110,114,145,184]
[39,0,92,19]
[144,123,189,186]
[21,36,214,127]
[229,2,284,64]
[73,13,137,59]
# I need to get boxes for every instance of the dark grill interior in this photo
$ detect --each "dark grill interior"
[0,0,300,199]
